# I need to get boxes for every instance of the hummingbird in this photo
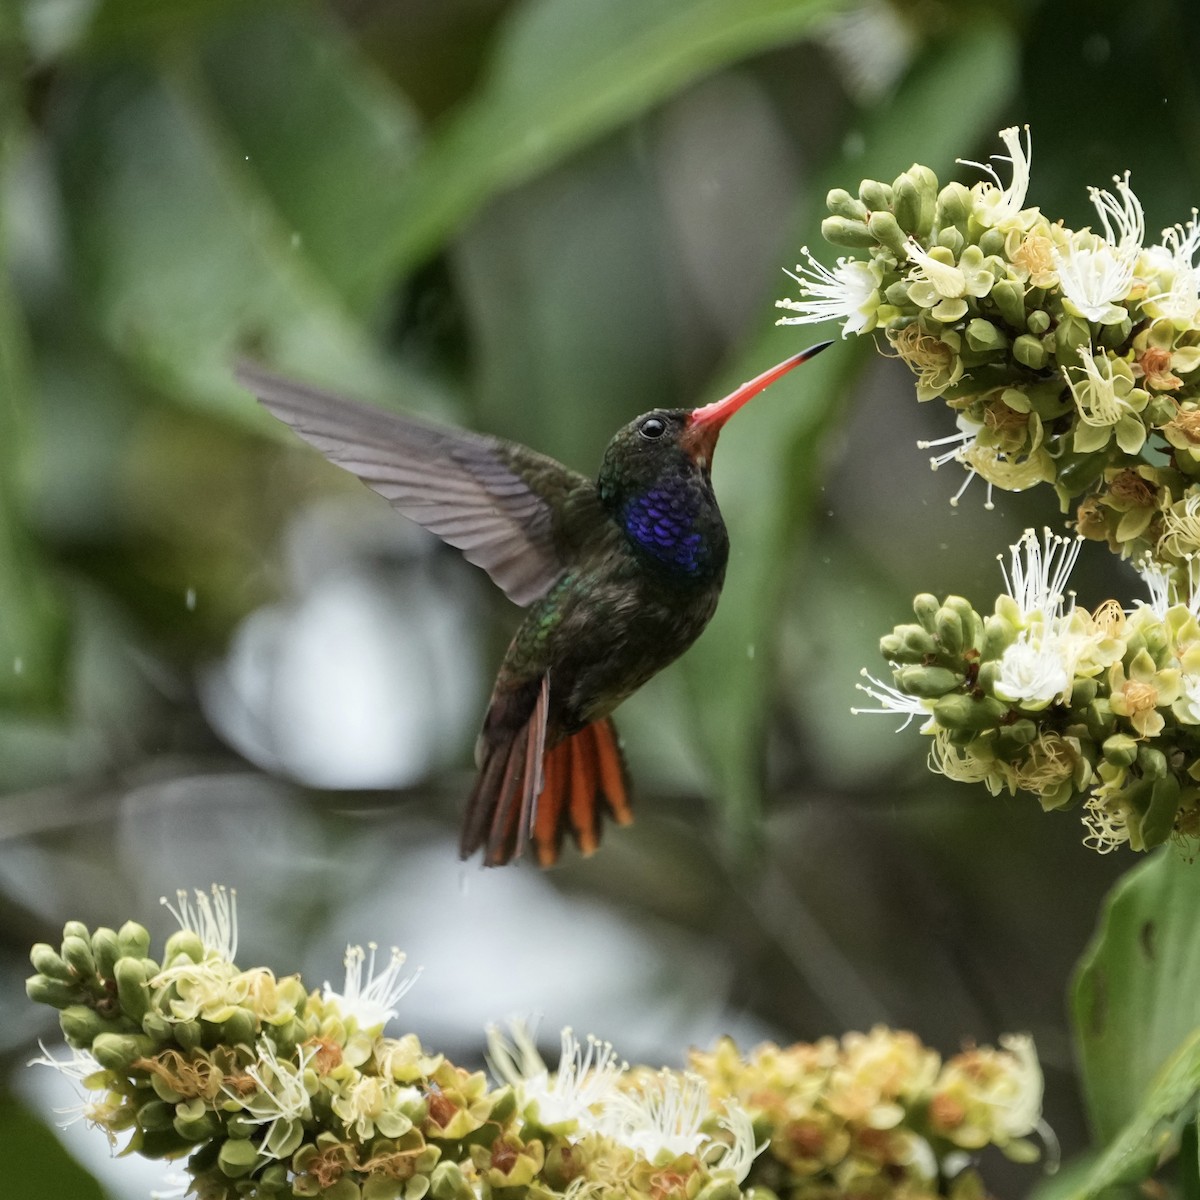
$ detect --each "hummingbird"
[236,341,829,867]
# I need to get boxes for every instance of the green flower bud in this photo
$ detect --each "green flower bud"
[931,693,1007,732]
[995,719,1038,752]
[1145,395,1176,427]
[1103,734,1139,767]
[897,664,963,698]
[936,181,972,227]
[176,1020,204,1051]
[218,1136,261,1177]
[884,280,912,306]
[26,975,77,1010]
[259,1164,291,1193]
[696,1181,743,1200]
[942,595,978,636]
[222,1008,260,1046]
[163,930,206,965]
[115,957,151,1022]
[893,174,925,235]
[867,210,909,256]
[1138,747,1168,780]
[936,607,965,657]
[965,318,1008,354]
[150,1071,185,1103]
[820,215,875,249]
[91,928,121,979]
[979,228,1006,257]
[137,1099,176,1133]
[913,593,940,631]
[1012,333,1049,370]
[858,179,893,211]
[1055,314,1091,358]
[826,188,868,222]
[138,1127,192,1161]
[980,615,1015,661]
[93,1032,155,1072]
[30,943,73,982]
[431,1161,474,1200]
[61,935,96,980]
[117,921,151,960]
[899,626,938,658]
[60,1004,108,1047]
[63,920,91,942]
[1070,678,1099,708]
[990,279,1027,330]
[142,1012,173,1042]
[174,1098,221,1142]
[880,633,904,658]
[1097,315,1133,348]
[936,226,965,256]
[1027,309,1051,335]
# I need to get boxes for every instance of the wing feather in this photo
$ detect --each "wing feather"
[237,363,597,607]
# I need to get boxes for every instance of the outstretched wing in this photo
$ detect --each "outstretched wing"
[237,363,598,607]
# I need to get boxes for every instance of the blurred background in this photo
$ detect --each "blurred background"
[3,0,1199,1195]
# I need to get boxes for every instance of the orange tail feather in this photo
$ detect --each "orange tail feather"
[461,679,632,867]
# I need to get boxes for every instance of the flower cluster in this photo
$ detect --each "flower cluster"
[691,1027,1050,1200]
[26,889,1049,1200]
[856,527,1200,853]
[779,126,1200,580]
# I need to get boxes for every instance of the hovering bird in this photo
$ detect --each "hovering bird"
[237,341,829,867]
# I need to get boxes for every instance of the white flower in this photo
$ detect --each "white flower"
[1054,173,1145,323]
[1174,674,1200,724]
[917,414,983,471]
[1145,211,1200,323]
[775,249,881,336]
[331,1073,422,1141]
[221,1039,313,1160]
[994,635,1073,708]
[905,240,969,299]
[488,1022,624,1135]
[323,943,417,1033]
[999,528,1083,627]
[1135,555,1200,619]
[958,124,1033,227]
[161,884,238,963]
[992,1035,1045,1141]
[851,670,935,731]
[602,1071,761,1182]
[28,1042,113,1136]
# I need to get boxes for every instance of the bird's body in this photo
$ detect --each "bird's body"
[237,342,828,866]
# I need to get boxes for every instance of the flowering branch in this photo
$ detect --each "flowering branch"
[781,127,1200,583]
[26,888,1050,1200]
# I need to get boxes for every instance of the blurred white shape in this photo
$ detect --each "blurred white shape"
[201,498,482,789]
[818,0,917,103]
[306,835,772,1068]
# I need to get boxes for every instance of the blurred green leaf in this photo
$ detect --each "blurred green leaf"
[1073,850,1200,1145]
[192,7,424,313]
[679,22,1019,859]
[52,57,449,429]
[1073,1027,1200,1197]
[1,1091,105,1200]
[0,98,68,713]
[366,0,851,290]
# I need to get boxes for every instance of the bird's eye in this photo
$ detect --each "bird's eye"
[639,416,667,439]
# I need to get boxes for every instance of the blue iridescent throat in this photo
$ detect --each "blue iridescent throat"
[621,483,709,574]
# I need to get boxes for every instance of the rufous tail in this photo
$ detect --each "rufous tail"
[460,679,633,867]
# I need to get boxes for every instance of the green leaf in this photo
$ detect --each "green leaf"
[677,22,1019,859]
[1074,1027,1200,1196]
[365,0,851,290]
[1,1090,105,1200]
[1074,850,1200,1144]
[0,82,68,712]
[53,56,448,430]
[191,7,424,312]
